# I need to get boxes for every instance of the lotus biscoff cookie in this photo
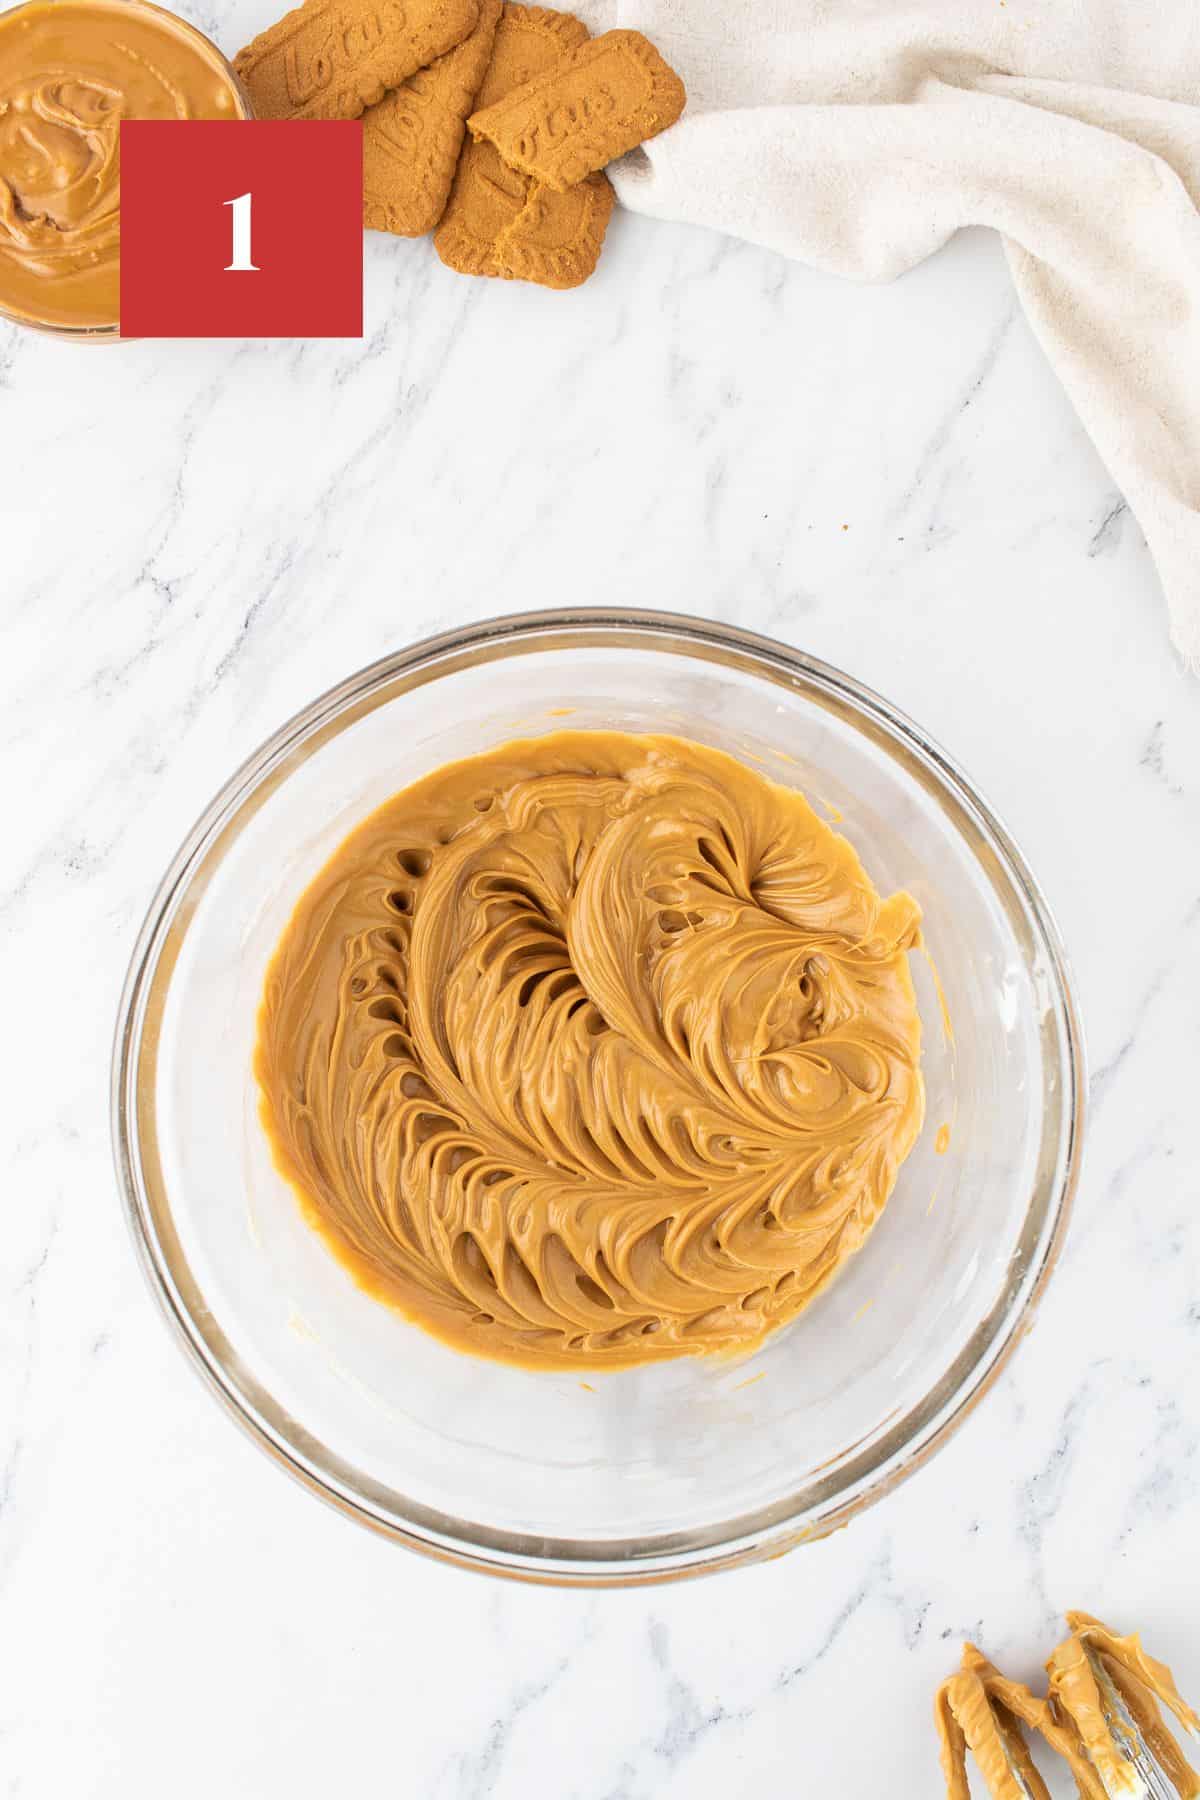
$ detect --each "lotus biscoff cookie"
[435,3,609,286]
[469,29,686,191]
[469,2,588,113]
[235,0,479,122]
[363,0,501,237]
[434,4,588,275]
[495,171,614,288]
[433,138,528,277]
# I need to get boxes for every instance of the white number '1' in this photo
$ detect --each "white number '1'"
[224,193,259,272]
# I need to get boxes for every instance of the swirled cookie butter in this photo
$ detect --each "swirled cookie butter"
[0,0,245,332]
[256,732,926,1371]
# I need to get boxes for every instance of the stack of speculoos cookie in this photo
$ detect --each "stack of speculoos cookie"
[234,0,686,289]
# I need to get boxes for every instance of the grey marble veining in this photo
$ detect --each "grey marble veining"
[2,80,1199,1797]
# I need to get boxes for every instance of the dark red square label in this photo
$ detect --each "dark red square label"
[120,120,362,338]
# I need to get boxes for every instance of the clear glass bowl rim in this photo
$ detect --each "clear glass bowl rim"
[111,606,1086,1586]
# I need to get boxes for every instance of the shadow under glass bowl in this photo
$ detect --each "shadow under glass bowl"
[112,608,1085,1585]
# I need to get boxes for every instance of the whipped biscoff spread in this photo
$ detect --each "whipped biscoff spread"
[256,732,925,1370]
[0,0,244,331]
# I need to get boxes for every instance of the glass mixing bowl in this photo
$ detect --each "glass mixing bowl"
[112,609,1084,1584]
[0,0,252,340]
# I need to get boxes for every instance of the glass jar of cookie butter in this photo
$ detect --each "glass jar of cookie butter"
[0,0,251,338]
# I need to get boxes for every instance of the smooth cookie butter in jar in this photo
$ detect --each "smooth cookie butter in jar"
[0,0,248,336]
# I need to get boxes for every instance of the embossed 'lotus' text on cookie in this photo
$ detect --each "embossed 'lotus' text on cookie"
[235,0,479,122]
[469,29,686,190]
[363,0,500,236]
[434,3,589,279]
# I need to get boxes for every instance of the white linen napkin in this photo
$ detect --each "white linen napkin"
[576,0,1200,665]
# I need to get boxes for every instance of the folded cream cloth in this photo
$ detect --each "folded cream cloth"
[575,0,1200,665]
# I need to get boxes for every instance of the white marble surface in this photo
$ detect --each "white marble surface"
[3,80,1200,1796]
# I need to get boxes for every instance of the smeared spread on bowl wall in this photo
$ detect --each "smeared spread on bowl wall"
[256,732,925,1370]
